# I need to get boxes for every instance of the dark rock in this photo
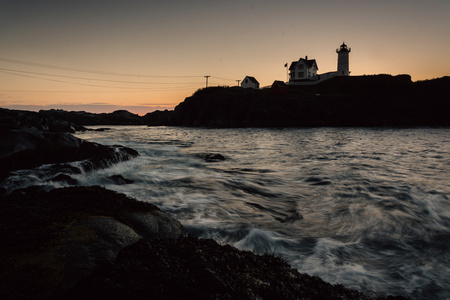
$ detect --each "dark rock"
[0,128,139,180]
[93,127,111,131]
[50,174,79,185]
[0,108,140,181]
[0,185,405,300]
[60,216,141,290]
[195,152,227,162]
[142,109,174,126]
[39,109,144,125]
[0,186,182,299]
[55,236,393,300]
[105,110,144,125]
[122,211,183,239]
[107,174,134,185]
[0,107,87,132]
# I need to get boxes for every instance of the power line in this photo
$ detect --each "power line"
[1,70,128,89]
[0,85,200,93]
[0,57,243,93]
[0,67,202,85]
[0,70,202,91]
[0,89,136,93]
[0,57,204,78]
[210,76,237,81]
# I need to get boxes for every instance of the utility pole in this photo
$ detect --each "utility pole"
[236,79,241,87]
[204,75,210,88]
[285,63,289,83]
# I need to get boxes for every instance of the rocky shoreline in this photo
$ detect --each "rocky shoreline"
[0,108,408,299]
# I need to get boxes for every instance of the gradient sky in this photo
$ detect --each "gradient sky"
[1,0,449,115]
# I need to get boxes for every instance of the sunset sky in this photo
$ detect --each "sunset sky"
[1,0,449,115]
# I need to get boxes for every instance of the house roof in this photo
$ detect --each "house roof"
[272,80,287,87]
[289,62,298,71]
[244,76,259,84]
[302,58,318,70]
[289,58,319,71]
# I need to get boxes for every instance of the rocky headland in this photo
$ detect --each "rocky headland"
[171,75,450,127]
[22,75,449,128]
[0,108,410,299]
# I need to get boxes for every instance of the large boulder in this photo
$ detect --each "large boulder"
[0,186,183,299]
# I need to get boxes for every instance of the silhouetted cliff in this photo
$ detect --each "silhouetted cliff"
[172,75,450,127]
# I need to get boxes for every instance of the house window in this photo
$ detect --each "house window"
[245,79,248,83]
[298,72,304,78]
[299,64,304,69]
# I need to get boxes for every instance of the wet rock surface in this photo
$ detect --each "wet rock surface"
[56,236,407,300]
[0,186,183,299]
[0,186,408,300]
[107,174,135,185]
[0,108,139,181]
[195,152,227,162]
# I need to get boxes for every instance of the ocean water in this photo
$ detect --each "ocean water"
[5,126,450,299]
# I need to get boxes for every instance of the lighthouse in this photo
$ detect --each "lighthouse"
[336,42,351,76]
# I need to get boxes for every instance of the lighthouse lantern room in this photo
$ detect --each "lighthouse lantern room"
[336,43,351,76]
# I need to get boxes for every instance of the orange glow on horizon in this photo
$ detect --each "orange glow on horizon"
[1,1,449,115]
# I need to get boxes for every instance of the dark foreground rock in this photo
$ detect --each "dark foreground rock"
[0,186,183,299]
[0,186,407,300]
[57,237,401,300]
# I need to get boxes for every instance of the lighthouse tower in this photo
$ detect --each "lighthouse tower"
[336,42,351,76]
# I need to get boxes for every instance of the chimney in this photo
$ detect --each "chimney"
[305,55,308,60]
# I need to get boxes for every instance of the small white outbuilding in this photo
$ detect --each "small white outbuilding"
[241,76,260,89]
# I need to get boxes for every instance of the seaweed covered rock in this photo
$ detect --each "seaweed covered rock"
[0,186,183,299]
[56,236,403,300]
